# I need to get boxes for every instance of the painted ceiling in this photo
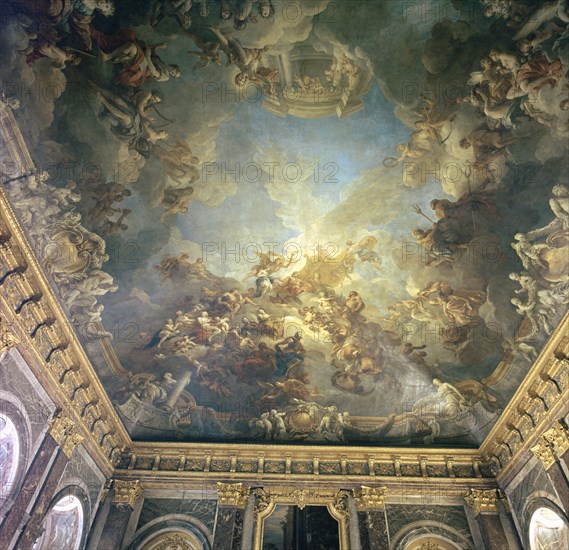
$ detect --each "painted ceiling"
[1,0,568,447]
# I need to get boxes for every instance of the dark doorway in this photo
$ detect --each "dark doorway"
[262,505,340,550]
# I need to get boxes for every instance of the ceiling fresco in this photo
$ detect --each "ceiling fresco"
[0,0,568,447]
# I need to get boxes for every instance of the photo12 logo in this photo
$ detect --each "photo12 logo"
[201,241,341,265]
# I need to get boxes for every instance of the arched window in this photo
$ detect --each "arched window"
[529,507,569,550]
[33,494,84,550]
[0,413,20,505]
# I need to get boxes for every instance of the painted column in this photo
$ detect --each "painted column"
[213,482,249,550]
[97,480,143,550]
[0,412,82,550]
[165,370,193,410]
[465,489,510,550]
[353,486,389,550]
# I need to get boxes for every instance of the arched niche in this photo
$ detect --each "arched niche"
[521,493,569,549]
[391,520,474,550]
[529,506,569,550]
[0,394,32,520]
[130,517,212,550]
[32,486,90,550]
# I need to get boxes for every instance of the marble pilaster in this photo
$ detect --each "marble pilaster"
[0,413,80,549]
[465,489,509,550]
[96,480,143,550]
[353,486,389,549]
[213,482,249,550]
[531,421,569,513]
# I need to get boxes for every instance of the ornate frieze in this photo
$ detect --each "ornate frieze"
[481,312,569,481]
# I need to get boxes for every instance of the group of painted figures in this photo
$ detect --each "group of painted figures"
[122,0,569,442]
[1,0,568,444]
[382,0,569,362]
[9,0,283,231]
[1,0,284,341]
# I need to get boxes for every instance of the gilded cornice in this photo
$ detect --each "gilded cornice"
[481,312,569,485]
[113,442,493,484]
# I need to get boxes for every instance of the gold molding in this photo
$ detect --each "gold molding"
[252,485,350,550]
[464,488,499,516]
[112,479,143,508]
[216,482,249,508]
[482,311,569,482]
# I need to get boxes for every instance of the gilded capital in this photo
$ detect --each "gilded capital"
[543,422,569,457]
[531,439,557,470]
[464,489,499,516]
[60,431,84,458]
[0,317,18,355]
[112,480,143,508]
[216,482,249,508]
[49,412,75,444]
[354,486,387,511]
